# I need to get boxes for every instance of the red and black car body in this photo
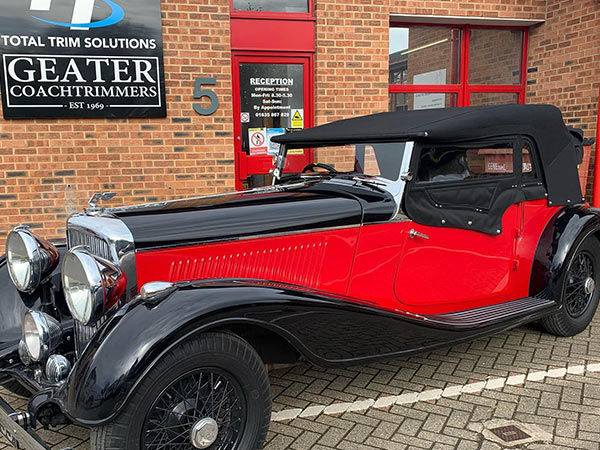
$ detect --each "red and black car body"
[0,104,598,450]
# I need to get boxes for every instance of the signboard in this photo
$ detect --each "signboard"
[248,128,268,155]
[413,69,446,110]
[0,0,166,119]
[267,128,285,155]
[239,63,304,155]
[291,109,303,128]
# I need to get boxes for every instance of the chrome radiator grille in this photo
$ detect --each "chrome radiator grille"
[68,228,113,355]
[67,229,113,261]
[73,317,107,355]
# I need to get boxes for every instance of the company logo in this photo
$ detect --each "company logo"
[29,0,124,30]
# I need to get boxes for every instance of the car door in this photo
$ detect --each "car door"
[395,138,525,313]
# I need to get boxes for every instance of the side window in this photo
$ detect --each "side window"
[522,141,537,178]
[417,142,515,183]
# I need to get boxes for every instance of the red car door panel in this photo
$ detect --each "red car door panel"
[394,204,521,313]
[347,221,411,311]
[513,199,562,293]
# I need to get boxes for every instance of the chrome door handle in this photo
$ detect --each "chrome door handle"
[409,229,429,240]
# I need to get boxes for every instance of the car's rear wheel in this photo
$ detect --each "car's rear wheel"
[542,235,600,337]
[90,332,271,450]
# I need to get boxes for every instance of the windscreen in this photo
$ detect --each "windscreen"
[289,142,409,182]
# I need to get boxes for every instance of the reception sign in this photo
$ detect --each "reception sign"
[0,0,166,119]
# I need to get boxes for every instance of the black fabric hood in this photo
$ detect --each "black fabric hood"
[273,104,582,206]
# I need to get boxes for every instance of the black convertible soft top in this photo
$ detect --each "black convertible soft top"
[273,104,583,206]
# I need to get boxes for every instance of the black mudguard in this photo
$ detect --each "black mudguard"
[63,280,556,426]
[530,205,600,298]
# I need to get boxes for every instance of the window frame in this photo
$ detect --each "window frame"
[230,0,314,20]
[520,136,543,184]
[413,138,520,187]
[389,23,528,108]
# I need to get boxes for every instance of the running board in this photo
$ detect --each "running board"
[419,297,558,330]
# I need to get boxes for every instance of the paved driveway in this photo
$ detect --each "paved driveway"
[2,313,599,450]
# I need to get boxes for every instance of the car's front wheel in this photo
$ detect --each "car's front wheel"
[542,235,600,337]
[90,332,271,450]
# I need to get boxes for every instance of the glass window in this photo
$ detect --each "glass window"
[470,92,519,106]
[233,0,308,13]
[310,142,410,181]
[238,63,304,155]
[417,143,515,183]
[389,25,526,111]
[523,144,535,177]
[389,26,461,85]
[389,92,459,111]
[468,29,523,85]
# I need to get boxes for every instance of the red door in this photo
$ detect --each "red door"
[232,53,313,190]
[394,206,521,314]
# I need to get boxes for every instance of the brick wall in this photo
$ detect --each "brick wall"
[0,0,234,246]
[390,0,546,21]
[0,0,598,251]
[313,0,390,167]
[527,0,600,195]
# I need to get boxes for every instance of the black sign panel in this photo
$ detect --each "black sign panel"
[0,0,166,119]
[239,63,304,154]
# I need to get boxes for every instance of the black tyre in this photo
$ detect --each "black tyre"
[90,332,271,450]
[1,380,31,397]
[542,235,600,336]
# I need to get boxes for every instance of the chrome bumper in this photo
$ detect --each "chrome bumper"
[0,396,49,450]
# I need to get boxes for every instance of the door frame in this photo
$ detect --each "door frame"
[231,51,314,190]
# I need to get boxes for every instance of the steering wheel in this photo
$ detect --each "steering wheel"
[302,163,338,174]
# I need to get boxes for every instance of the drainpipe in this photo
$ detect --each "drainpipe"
[593,84,600,207]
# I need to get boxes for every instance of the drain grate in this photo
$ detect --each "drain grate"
[489,425,531,443]
[471,420,553,447]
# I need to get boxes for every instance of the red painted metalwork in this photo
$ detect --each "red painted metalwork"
[231,53,314,189]
[229,0,314,20]
[135,201,555,316]
[389,23,528,108]
[136,227,359,296]
[230,18,315,52]
[394,205,520,311]
[229,0,316,189]
[593,84,600,207]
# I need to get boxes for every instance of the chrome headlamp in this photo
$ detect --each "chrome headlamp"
[22,310,62,362]
[6,227,59,293]
[61,247,126,325]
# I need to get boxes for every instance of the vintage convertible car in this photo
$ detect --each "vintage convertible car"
[0,104,598,450]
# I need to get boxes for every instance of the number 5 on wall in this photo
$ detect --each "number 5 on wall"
[193,77,219,115]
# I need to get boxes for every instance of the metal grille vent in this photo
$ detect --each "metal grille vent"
[68,228,113,355]
[73,317,107,356]
[68,229,113,262]
[489,425,531,443]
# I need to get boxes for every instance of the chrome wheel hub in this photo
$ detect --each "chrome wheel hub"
[584,277,595,296]
[565,252,595,318]
[191,417,219,449]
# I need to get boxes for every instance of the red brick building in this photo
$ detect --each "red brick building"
[0,0,598,248]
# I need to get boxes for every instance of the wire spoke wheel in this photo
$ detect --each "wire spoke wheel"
[142,368,246,450]
[564,251,595,318]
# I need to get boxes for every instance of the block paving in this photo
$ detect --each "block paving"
[1,312,599,449]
